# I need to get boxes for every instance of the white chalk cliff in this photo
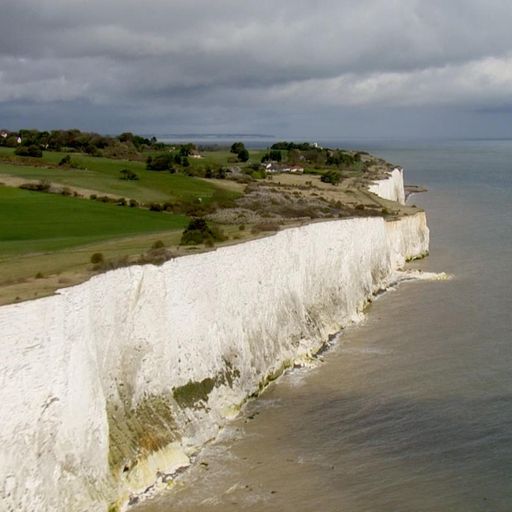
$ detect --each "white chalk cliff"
[0,171,428,511]
[368,167,406,205]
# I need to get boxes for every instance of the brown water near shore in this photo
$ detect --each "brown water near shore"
[133,140,512,512]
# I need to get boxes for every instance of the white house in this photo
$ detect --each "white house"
[262,162,281,173]
[262,162,304,174]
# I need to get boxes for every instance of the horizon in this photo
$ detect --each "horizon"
[2,1,512,138]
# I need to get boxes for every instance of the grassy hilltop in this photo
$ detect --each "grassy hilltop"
[0,130,418,305]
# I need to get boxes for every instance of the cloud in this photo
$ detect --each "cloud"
[1,0,512,135]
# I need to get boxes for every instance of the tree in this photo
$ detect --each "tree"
[230,142,245,154]
[146,154,173,171]
[237,148,249,162]
[287,148,301,164]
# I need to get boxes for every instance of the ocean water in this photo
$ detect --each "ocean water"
[134,140,512,512]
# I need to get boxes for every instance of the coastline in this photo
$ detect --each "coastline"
[0,169,429,511]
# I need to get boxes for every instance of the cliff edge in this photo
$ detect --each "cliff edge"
[0,170,428,511]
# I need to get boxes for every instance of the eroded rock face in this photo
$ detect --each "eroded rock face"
[0,174,428,511]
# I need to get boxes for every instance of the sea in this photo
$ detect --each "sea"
[134,139,512,512]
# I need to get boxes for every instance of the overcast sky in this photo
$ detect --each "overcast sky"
[1,0,512,138]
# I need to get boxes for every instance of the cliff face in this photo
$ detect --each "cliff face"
[368,167,406,204]
[0,174,429,512]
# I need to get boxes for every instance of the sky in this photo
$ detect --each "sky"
[1,0,512,138]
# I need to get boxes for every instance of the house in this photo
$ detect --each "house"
[262,162,281,173]
[0,131,8,139]
[261,162,304,174]
[189,150,203,159]
[16,136,22,144]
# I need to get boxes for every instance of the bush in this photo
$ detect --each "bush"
[119,169,139,180]
[19,180,51,192]
[146,154,173,171]
[180,218,226,246]
[58,155,72,166]
[149,202,163,212]
[97,195,116,203]
[321,170,342,185]
[90,252,104,264]
[128,198,138,208]
[152,240,165,249]
[15,145,42,158]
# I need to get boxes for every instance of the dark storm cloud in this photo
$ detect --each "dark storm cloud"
[1,0,512,135]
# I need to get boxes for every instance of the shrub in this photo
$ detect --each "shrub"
[128,198,138,208]
[180,218,226,246]
[147,154,177,171]
[90,252,104,264]
[58,155,72,166]
[116,197,127,206]
[238,224,245,231]
[35,272,44,279]
[15,145,42,158]
[321,170,342,185]
[152,240,165,249]
[149,202,163,212]
[119,169,139,180]
[19,180,51,192]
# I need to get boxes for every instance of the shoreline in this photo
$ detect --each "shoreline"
[128,266,451,510]
[0,169,429,512]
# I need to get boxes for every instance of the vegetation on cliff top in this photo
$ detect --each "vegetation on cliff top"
[0,130,417,306]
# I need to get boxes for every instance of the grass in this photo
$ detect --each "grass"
[0,147,241,204]
[0,146,252,305]
[0,145,406,306]
[0,186,189,256]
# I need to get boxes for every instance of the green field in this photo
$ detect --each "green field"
[0,186,189,256]
[0,146,255,304]
[0,147,243,204]
[0,141,391,305]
